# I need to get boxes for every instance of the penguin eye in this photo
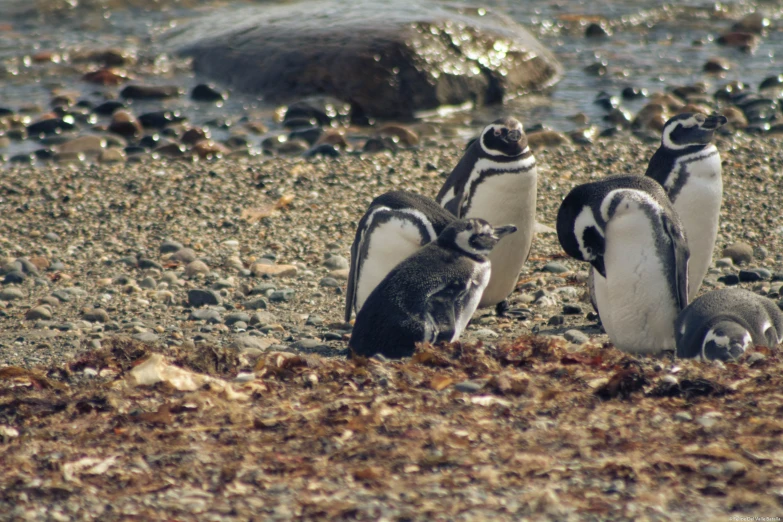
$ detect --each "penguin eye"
[494,128,501,136]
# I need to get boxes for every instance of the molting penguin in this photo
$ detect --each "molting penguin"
[676,288,783,361]
[645,112,727,301]
[435,117,537,311]
[556,175,690,354]
[349,218,517,359]
[345,190,456,321]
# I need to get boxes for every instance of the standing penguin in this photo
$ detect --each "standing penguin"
[645,112,727,301]
[345,190,455,321]
[557,175,690,354]
[349,218,517,359]
[676,288,783,361]
[435,117,537,312]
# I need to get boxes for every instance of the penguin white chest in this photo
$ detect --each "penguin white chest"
[463,167,538,307]
[356,218,426,312]
[671,153,722,301]
[601,213,678,354]
[452,261,491,340]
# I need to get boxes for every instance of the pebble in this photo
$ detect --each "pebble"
[564,329,589,344]
[319,277,341,288]
[82,308,110,323]
[714,257,733,268]
[225,312,251,325]
[185,260,211,277]
[188,289,222,307]
[191,83,227,102]
[322,254,349,270]
[232,335,274,353]
[243,298,268,310]
[99,148,126,163]
[294,338,327,350]
[585,22,610,38]
[133,332,159,344]
[3,271,25,284]
[170,248,197,263]
[249,311,277,326]
[543,262,569,274]
[718,274,740,286]
[673,412,693,422]
[548,315,565,326]
[25,306,53,321]
[721,242,753,265]
[454,380,486,393]
[250,263,298,277]
[562,304,582,315]
[191,309,222,323]
[0,287,24,301]
[120,84,183,100]
[329,269,350,280]
[269,289,295,302]
[305,314,324,326]
[739,268,771,282]
[474,329,498,340]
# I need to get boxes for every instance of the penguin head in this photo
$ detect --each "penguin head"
[556,196,606,275]
[701,321,752,361]
[479,117,528,158]
[440,218,517,257]
[661,112,728,150]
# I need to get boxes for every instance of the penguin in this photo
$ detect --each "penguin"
[556,175,690,354]
[645,112,727,302]
[349,218,517,359]
[435,117,537,311]
[345,190,456,321]
[676,288,783,361]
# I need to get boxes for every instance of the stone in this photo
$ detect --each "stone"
[562,304,582,315]
[718,274,740,286]
[319,277,341,288]
[0,287,24,301]
[120,85,183,99]
[543,262,569,274]
[82,308,110,323]
[305,314,324,326]
[25,306,53,321]
[185,260,211,277]
[454,380,486,393]
[3,271,25,284]
[322,255,349,270]
[191,83,227,102]
[564,329,589,344]
[673,412,692,422]
[715,257,733,268]
[249,311,277,326]
[548,315,565,326]
[243,297,268,310]
[250,263,298,277]
[188,289,222,307]
[232,335,274,352]
[191,308,222,323]
[171,248,197,263]
[703,58,730,73]
[722,242,754,265]
[133,332,160,344]
[99,148,126,163]
[173,0,561,119]
[475,329,498,340]
[329,269,350,280]
[225,312,251,326]
[269,289,295,302]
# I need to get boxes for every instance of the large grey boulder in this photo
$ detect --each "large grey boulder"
[171,0,561,119]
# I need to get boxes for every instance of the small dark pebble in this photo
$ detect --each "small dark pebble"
[621,86,648,100]
[121,85,183,100]
[269,289,295,302]
[319,277,341,288]
[225,312,251,326]
[563,304,582,315]
[34,149,55,160]
[9,154,34,164]
[93,101,125,116]
[188,289,222,307]
[719,274,740,286]
[305,144,340,158]
[138,258,163,270]
[305,314,324,326]
[243,298,268,310]
[548,315,565,326]
[289,127,323,145]
[322,332,343,341]
[160,239,183,253]
[3,271,25,284]
[739,269,770,282]
[27,117,75,137]
[594,92,619,111]
[191,83,227,102]
[138,110,186,129]
[585,22,610,38]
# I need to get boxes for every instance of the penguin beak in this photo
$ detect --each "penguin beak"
[591,256,607,278]
[492,225,518,239]
[702,113,728,130]
[505,129,522,143]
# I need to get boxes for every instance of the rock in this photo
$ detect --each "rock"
[319,277,341,288]
[739,269,770,282]
[293,338,328,351]
[120,85,183,99]
[543,262,568,274]
[138,110,187,129]
[269,289,295,302]
[185,260,211,277]
[732,13,770,34]
[454,380,486,393]
[3,271,25,284]
[225,312,251,326]
[329,269,350,280]
[250,263,298,277]
[232,335,274,352]
[173,0,561,119]
[108,111,143,139]
[58,135,105,154]
[703,58,730,73]
[191,83,227,102]
[191,308,222,323]
[715,257,733,268]
[99,148,126,163]
[82,308,110,323]
[718,274,740,286]
[249,311,276,326]
[160,240,184,254]
[305,314,324,326]
[93,100,126,116]
[716,32,759,52]
[133,332,160,344]
[0,287,24,301]
[188,289,222,307]
[192,140,230,159]
[322,255,349,270]
[564,329,589,344]
[378,124,419,147]
[548,315,565,326]
[621,86,648,100]
[243,297,268,310]
[475,329,498,340]
[562,304,582,315]
[673,412,692,422]
[25,306,53,321]
[181,127,209,145]
[304,143,340,158]
[171,248,198,263]
[585,22,610,38]
[754,245,769,260]
[722,242,754,265]
[526,130,570,150]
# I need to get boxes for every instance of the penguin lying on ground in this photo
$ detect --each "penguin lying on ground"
[349,218,517,359]
[556,175,690,354]
[436,117,537,313]
[344,190,455,321]
[645,112,727,301]
[676,288,783,361]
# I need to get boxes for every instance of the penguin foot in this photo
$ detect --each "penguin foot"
[495,300,509,317]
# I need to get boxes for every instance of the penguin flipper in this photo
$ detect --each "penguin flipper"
[663,214,690,310]
[344,216,367,322]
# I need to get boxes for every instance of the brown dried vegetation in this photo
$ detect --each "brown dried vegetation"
[1,336,782,519]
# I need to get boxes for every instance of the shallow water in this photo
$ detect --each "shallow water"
[1,0,783,144]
